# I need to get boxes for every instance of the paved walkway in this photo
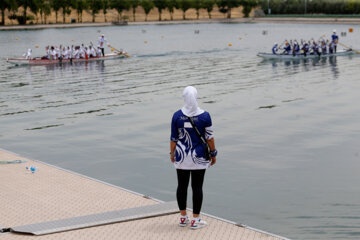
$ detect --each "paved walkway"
[0,149,288,239]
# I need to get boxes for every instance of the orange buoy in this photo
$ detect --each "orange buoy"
[349,28,353,33]
[35,45,39,48]
[15,37,18,40]
[228,43,232,47]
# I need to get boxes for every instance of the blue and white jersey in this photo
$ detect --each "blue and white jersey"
[272,44,278,54]
[331,34,339,43]
[284,45,291,54]
[294,44,300,54]
[171,110,213,170]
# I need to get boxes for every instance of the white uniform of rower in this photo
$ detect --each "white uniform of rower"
[55,47,61,59]
[50,48,57,60]
[67,47,72,59]
[46,47,50,59]
[89,46,96,57]
[98,34,108,56]
[97,47,102,56]
[24,48,32,59]
[62,48,68,59]
[79,47,85,58]
[73,49,80,59]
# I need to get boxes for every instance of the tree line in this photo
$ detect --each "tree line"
[258,0,360,15]
[0,0,259,25]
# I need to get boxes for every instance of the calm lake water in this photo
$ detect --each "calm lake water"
[1,23,360,240]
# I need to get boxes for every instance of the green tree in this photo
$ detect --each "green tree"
[38,0,50,24]
[153,0,166,21]
[102,0,109,22]
[60,0,72,23]
[239,0,257,18]
[42,0,51,23]
[193,0,202,19]
[88,0,102,22]
[131,0,139,21]
[1,0,17,25]
[74,0,87,22]
[217,0,241,18]
[140,0,154,21]
[177,0,192,20]
[17,0,40,24]
[166,0,177,20]
[111,0,131,21]
[50,0,62,23]
[202,0,214,18]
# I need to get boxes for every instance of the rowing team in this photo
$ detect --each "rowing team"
[272,30,339,56]
[23,34,110,60]
[42,44,107,60]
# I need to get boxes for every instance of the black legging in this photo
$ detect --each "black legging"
[176,169,206,214]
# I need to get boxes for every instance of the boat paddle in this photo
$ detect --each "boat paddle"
[107,44,131,58]
[338,42,360,54]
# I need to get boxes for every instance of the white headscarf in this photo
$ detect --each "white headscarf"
[181,86,204,117]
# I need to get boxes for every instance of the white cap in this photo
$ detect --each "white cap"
[333,29,336,33]
[101,34,104,37]
[274,42,277,45]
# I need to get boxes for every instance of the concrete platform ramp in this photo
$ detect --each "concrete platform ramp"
[11,201,178,235]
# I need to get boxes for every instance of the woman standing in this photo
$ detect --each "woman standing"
[170,86,217,230]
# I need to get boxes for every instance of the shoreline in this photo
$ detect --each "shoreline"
[1,17,360,31]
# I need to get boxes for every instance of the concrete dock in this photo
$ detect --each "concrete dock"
[0,149,289,239]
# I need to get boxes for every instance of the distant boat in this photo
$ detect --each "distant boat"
[257,50,353,60]
[6,52,129,66]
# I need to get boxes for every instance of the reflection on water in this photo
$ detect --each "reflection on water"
[261,55,343,79]
[44,60,106,72]
[10,59,107,72]
[1,23,360,240]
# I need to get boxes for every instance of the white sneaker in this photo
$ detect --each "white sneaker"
[190,218,207,229]
[179,215,189,227]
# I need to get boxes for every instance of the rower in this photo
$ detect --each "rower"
[62,47,68,59]
[301,42,309,57]
[331,30,339,53]
[272,42,278,54]
[50,46,57,60]
[321,40,327,54]
[328,41,334,54]
[89,46,96,57]
[80,44,86,58]
[42,46,50,59]
[283,41,291,55]
[24,48,32,59]
[98,34,108,57]
[57,45,63,60]
[84,47,89,59]
[312,41,320,56]
[73,46,81,59]
[293,40,300,55]
[97,46,102,57]
[67,46,72,59]
[70,45,74,58]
